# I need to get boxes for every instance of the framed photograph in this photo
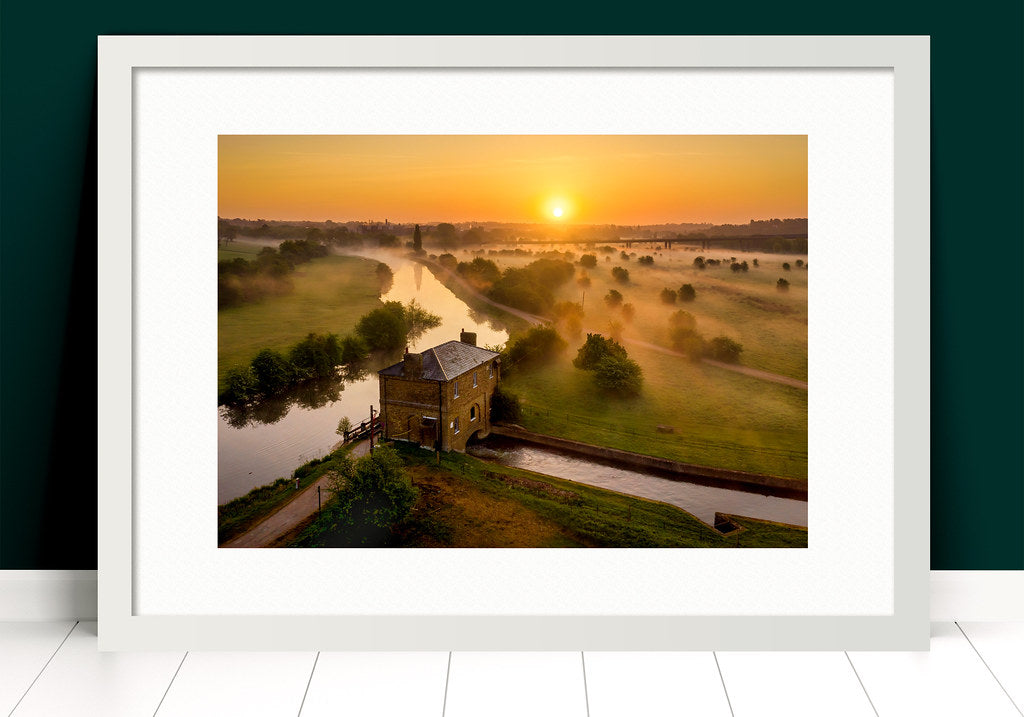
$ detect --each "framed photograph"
[98,35,930,650]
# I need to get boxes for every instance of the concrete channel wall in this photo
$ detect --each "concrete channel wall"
[489,425,808,499]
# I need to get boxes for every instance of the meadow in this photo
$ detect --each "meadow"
[449,243,808,478]
[217,243,384,389]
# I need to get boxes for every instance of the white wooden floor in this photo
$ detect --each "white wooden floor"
[2,622,1022,716]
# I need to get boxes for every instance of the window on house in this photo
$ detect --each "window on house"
[488,363,493,378]
[473,372,478,388]
[453,417,460,434]
[470,406,477,421]
[454,381,459,398]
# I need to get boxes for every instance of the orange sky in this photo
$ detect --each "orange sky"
[218,135,806,225]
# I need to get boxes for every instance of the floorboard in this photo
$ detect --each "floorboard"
[444,652,587,717]
[583,651,732,716]
[154,650,316,717]
[957,622,1024,714]
[849,622,1022,716]
[716,650,875,717]
[0,621,75,715]
[11,622,184,717]
[299,651,449,716]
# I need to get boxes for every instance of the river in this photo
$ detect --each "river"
[217,253,510,503]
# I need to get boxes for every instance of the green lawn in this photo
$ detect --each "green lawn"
[503,342,807,479]
[218,253,384,388]
[218,241,266,262]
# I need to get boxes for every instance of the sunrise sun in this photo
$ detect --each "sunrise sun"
[552,206,564,218]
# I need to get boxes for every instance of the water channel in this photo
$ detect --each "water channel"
[473,437,807,527]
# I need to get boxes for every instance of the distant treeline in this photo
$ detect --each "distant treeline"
[218,239,327,308]
[220,299,441,405]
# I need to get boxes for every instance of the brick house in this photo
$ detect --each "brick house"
[377,330,500,452]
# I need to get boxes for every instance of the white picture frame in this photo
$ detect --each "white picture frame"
[98,35,930,651]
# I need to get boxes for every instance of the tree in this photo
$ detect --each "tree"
[594,355,643,396]
[777,277,790,292]
[289,333,342,379]
[221,366,258,405]
[611,266,630,284]
[579,253,598,268]
[708,336,743,363]
[671,328,706,361]
[604,289,623,308]
[434,222,458,248]
[412,224,423,253]
[438,253,458,271]
[795,259,804,268]
[637,255,654,265]
[660,288,677,304]
[506,326,567,366]
[669,310,696,331]
[782,262,791,271]
[620,251,631,262]
[573,333,628,370]
[693,256,706,270]
[336,416,353,437]
[333,445,417,535]
[731,262,742,273]
[621,303,635,323]
[339,335,368,365]
[355,303,408,351]
[752,258,759,267]
[490,385,522,423]
[250,348,293,395]
[679,284,696,302]
[375,262,394,294]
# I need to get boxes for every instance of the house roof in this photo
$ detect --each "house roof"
[379,340,499,382]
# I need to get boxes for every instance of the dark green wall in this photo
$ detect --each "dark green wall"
[1,3,1021,569]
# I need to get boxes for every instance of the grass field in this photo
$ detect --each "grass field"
[218,252,384,388]
[291,443,806,548]
[460,245,808,478]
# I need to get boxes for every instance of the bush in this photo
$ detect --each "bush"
[678,283,696,302]
[611,266,630,284]
[506,326,567,367]
[730,262,742,273]
[594,355,643,396]
[620,251,631,261]
[782,262,791,271]
[660,288,677,304]
[693,256,706,270]
[796,259,804,268]
[708,336,743,363]
[604,289,623,308]
[579,253,598,268]
[573,333,628,370]
[777,277,790,292]
[753,258,759,267]
[490,385,522,423]
[323,446,418,543]
[637,255,654,265]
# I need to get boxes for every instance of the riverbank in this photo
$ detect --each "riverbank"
[291,442,807,548]
[489,425,807,498]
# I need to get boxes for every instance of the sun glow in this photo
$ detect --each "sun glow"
[552,206,564,218]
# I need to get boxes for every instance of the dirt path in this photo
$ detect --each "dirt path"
[222,439,370,549]
[427,260,807,391]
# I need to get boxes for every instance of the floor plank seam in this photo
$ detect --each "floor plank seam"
[7,620,78,717]
[152,651,188,717]
[441,651,452,717]
[580,652,591,717]
[712,653,735,717]
[955,622,1024,716]
[845,651,880,717]
[296,651,320,717]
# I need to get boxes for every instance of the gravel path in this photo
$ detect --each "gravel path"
[221,439,370,549]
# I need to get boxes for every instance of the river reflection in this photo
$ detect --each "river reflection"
[217,252,510,504]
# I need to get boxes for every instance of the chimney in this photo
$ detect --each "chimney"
[460,329,477,346]
[403,352,423,378]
